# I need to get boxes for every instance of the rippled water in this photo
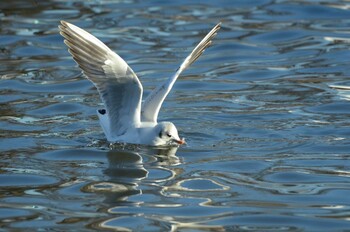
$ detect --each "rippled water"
[1,0,350,231]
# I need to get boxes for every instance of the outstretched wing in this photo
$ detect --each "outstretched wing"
[141,22,221,123]
[59,21,142,138]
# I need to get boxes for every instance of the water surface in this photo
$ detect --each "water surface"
[1,0,350,231]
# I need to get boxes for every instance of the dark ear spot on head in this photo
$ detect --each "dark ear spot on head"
[159,131,162,138]
[98,109,106,115]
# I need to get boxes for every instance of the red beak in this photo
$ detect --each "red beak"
[176,138,186,145]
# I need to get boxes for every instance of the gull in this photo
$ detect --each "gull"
[59,21,221,146]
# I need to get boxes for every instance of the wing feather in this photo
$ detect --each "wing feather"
[141,22,221,123]
[59,21,143,139]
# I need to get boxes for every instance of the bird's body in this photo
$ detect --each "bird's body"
[59,21,220,146]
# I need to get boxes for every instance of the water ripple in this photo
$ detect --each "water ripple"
[2,0,350,231]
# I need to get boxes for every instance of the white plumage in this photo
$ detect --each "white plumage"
[59,21,220,146]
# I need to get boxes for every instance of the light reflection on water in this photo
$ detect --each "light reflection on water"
[1,0,350,231]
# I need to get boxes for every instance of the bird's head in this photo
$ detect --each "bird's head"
[155,122,185,146]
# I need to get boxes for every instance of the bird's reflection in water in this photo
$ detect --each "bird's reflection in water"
[151,146,181,167]
[93,149,145,205]
[87,145,181,205]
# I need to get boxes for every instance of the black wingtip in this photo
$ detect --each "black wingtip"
[98,109,106,115]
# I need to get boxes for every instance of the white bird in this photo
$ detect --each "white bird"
[59,20,221,146]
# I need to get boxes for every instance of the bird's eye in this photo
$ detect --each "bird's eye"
[166,133,171,138]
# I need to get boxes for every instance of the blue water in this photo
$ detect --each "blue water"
[1,0,350,231]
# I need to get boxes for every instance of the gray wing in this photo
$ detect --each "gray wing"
[59,21,142,138]
[141,22,221,123]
